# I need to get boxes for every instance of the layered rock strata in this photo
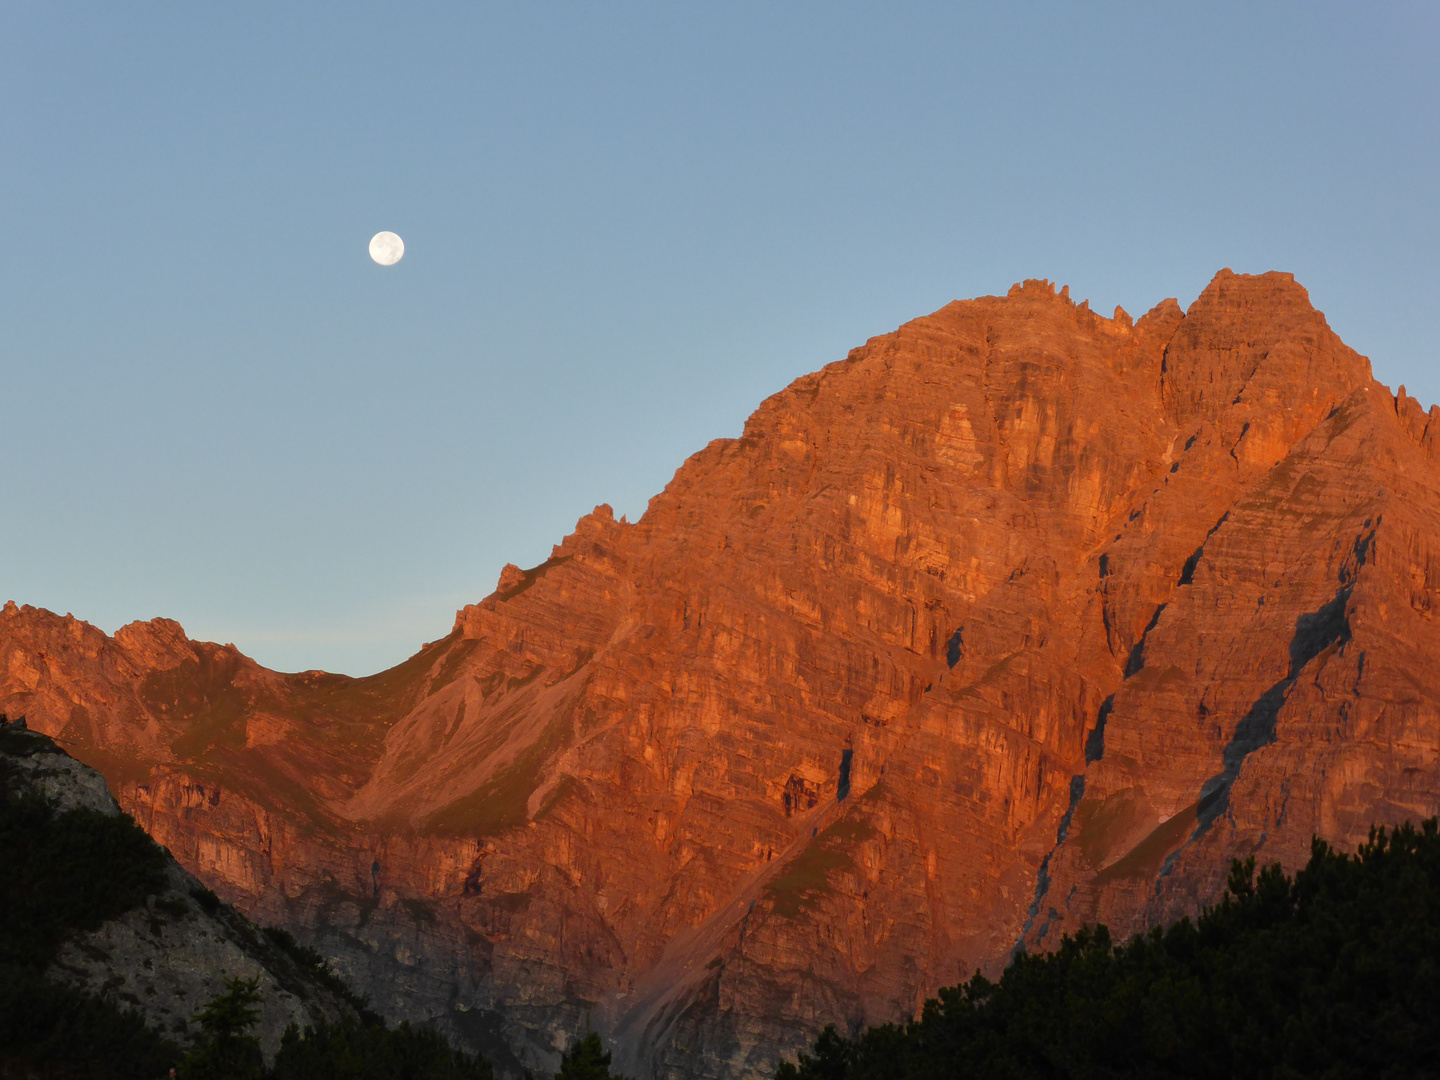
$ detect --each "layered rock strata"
[1,720,355,1057]
[3,270,1438,1078]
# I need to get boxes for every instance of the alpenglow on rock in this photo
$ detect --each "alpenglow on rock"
[0,719,357,1058]
[3,270,1439,1079]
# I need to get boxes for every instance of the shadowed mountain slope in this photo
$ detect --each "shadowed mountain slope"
[0,718,358,1070]
[4,270,1439,1079]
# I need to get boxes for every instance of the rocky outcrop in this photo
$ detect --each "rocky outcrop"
[3,270,1438,1078]
[1,720,356,1059]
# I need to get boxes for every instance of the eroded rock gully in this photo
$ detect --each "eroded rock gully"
[4,270,1439,1078]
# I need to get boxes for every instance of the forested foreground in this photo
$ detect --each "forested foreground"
[778,820,1440,1079]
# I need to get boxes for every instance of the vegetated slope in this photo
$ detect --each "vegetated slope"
[777,820,1440,1079]
[0,717,356,1076]
[2,270,1439,1079]
[0,716,498,1080]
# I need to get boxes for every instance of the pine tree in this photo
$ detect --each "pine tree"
[555,1031,632,1080]
[181,976,264,1080]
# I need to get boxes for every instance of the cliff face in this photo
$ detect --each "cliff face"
[4,270,1439,1078]
[0,720,356,1059]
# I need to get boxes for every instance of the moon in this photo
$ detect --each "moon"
[368,231,404,266]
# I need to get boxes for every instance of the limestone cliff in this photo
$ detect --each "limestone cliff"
[0,718,356,1059]
[3,270,1438,1078]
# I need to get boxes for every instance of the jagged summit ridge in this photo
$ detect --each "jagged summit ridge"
[2,270,1438,1080]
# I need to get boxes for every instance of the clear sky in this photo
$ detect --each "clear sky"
[3,2,1437,675]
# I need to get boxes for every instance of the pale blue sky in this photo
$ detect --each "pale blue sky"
[3,3,1436,674]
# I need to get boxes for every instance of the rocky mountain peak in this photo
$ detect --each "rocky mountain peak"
[2,269,1437,1079]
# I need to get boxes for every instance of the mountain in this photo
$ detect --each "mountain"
[3,270,1438,1079]
[777,821,1440,1079]
[0,716,357,1072]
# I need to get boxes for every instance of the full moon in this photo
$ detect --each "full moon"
[368,231,404,266]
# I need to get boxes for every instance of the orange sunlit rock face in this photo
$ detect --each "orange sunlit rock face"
[5,270,1439,1079]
